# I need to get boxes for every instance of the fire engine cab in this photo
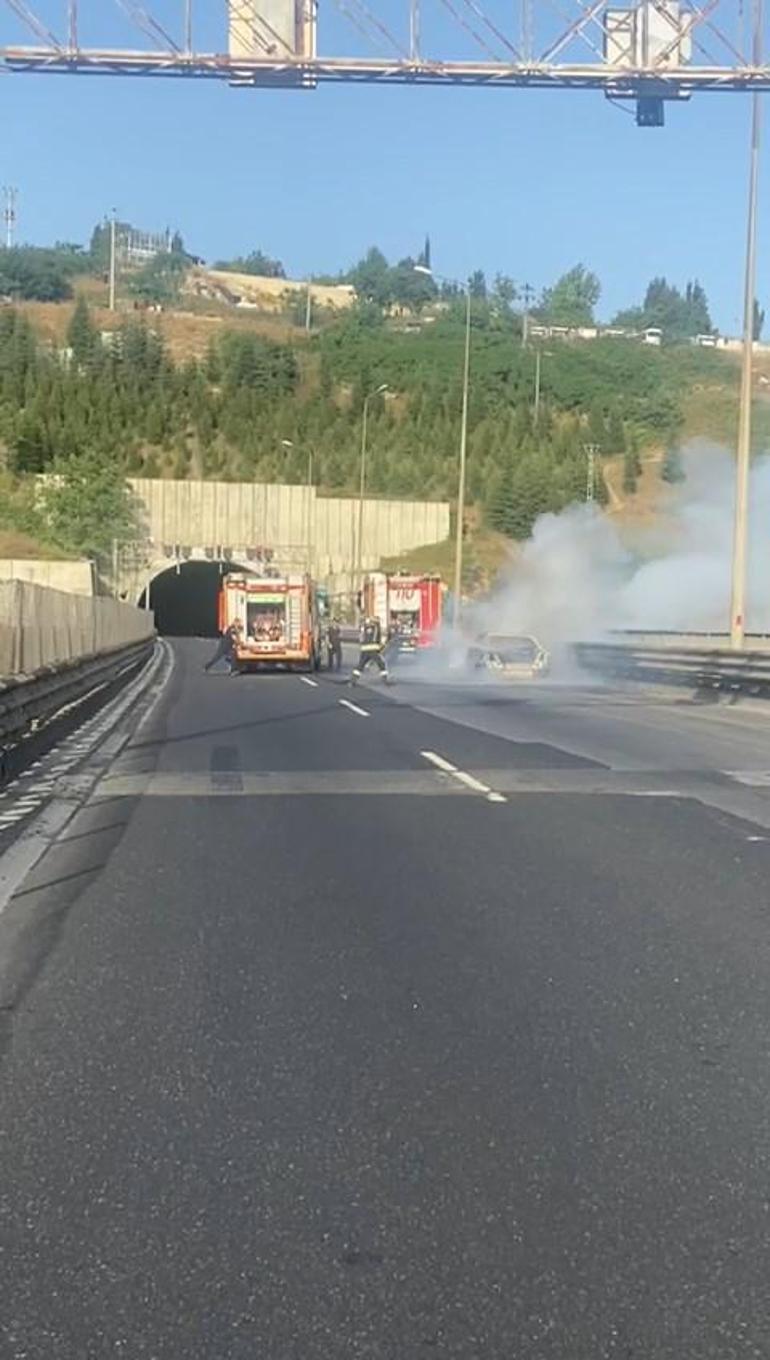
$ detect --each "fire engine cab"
[361,572,443,652]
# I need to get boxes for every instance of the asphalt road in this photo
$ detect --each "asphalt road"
[1,640,770,1358]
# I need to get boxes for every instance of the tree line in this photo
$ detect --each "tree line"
[0,223,729,343]
[0,295,726,561]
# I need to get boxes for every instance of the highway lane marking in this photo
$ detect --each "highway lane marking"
[300,676,319,687]
[420,750,507,804]
[421,750,457,774]
[339,699,370,718]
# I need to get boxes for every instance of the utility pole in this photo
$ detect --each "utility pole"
[583,444,599,503]
[730,0,763,649]
[184,0,192,54]
[304,284,312,334]
[353,384,388,609]
[521,282,535,348]
[108,208,117,312]
[306,446,314,574]
[414,263,472,620]
[2,186,17,249]
[454,285,471,617]
[67,0,77,49]
[534,348,542,424]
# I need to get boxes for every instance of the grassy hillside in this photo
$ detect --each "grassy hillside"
[0,288,745,573]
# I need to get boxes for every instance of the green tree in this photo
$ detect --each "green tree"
[468,270,487,300]
[624,277,714,341]
[0,248,73,302]
[129,251,188,305]
[606,406,626,455]
[754,299,765,341]
[661,444,686,484]
[587,405,606,449]
[348,247,393,307]
[67,296,97,366]
[42,449,141,560]
[390,257,436,312]
[541,264,600,327]
[213,248,285,278]
[492,273,516,315]
[508,455,553,538]
[622,447,638,494]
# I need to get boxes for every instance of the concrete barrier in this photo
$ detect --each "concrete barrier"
[0,558,95,596]
[118,479,450,599]
[0,580,154,678]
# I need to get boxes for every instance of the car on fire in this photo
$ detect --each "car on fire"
[466,632,550,678]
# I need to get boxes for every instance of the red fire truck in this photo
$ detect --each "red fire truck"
[361,572,444,653]
[218,572,321,672]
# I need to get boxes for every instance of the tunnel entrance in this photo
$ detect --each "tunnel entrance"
[139,561,240,637]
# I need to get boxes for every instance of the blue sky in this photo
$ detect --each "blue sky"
[0,0,761,331]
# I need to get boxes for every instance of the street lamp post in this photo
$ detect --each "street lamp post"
[416,264,471,618]
[534,349,554,425]
[355,383,389,610]
[730,2,763,648]
[108,208,117,313]
[281,439,315,573]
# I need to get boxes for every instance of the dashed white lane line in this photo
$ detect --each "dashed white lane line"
[300,676,319,687]
[339,699,370,719]
[451,770,495,795]
[421,750,457,775]
[421,750,507,804]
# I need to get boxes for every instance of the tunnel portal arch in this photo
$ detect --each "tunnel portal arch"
[137,558,253,637]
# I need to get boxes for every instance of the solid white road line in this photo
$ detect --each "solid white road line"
[300,676,319,687]
[420,749,507,804]
[339,699,370,718]
[420,750,458,774]
[451,770,494,795]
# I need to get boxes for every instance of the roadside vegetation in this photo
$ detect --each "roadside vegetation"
[0,225,742,564]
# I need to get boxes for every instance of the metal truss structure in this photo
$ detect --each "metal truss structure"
[0,1,766,118]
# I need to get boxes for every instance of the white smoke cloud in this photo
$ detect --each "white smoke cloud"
[477,440,770,646]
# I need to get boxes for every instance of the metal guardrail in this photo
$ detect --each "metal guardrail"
[576,634,770,695]
[613,629,770,652]
[0,638,154,752]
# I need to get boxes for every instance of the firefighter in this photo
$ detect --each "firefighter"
[204,620,241,675]
[351,615,390,685]
[327,616,343,671]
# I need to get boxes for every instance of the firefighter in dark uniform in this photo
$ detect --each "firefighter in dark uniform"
[351,615,390,685]
[327,616,343,671]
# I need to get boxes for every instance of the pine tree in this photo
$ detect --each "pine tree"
[622,447,637,494]
[607,406,626,455]
[67,296,96,367]
[587,404,606,449]
[661,445,685,484]
[508,455,554,538]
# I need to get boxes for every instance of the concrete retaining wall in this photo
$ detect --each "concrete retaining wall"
[127,479,449,583]
[0,559,95,596]
[0,580,154,678]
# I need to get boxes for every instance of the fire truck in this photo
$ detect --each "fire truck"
[361,572,444,653]
[218,572,321,672]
